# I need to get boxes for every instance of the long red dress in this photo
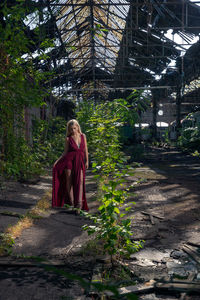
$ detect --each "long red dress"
[52,133,89,211]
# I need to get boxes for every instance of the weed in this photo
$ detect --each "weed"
[0,233,15,256]
[33,189,52,212]
[78,97,144,263]
[5,216,33,239]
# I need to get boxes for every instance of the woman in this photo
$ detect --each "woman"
[52,119,89,212]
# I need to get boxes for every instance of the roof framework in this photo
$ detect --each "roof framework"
[38,0,200,97]
[9,0,198,99]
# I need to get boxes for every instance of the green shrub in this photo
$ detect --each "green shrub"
[32,117,67,167]
[77,97,144,260]
[178,126,200,151]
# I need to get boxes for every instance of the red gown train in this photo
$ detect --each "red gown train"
[52,134,89,211]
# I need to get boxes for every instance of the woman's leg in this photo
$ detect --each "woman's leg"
[65,169,74,206]
[77,170,83,211]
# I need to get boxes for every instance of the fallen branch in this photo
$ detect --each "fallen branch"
[155,281,200,294]
[105,282,154,296]
[0,258,67,267]
[187,242,200,248]
[182,244,200,265]
[179,274,195,300]
[141,211,164,225]
[141,211,164,220]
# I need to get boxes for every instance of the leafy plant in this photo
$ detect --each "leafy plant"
[82,179,143,260]
[77,94,146,261]
[32,117,67,167]
[0,233,15,256]
[192,150,200,158]
[0,1,55,180]
[178,126,200,151]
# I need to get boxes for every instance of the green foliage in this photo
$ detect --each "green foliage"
[32,117,67,167]
[163,128,170,144]
[77,94,145,259]
[178,126,200,152]
[0,113,42,179]
[0,233,15,256]
[76,99,95,139]
[126,144,145,162]
[192,150,200,158]
[0,2,52,106]
[0,1,55,179]
[82,179,143,258]
[119,125,133,144]
[77,99,122,174]
[77,94,149,171]
[125,89,150,123]
[1,114,66,179]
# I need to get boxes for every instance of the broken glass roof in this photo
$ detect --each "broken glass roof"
[43,0,200,91]
[52,0,129,74]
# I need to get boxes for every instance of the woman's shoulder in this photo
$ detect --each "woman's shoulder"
[82,133,87,140]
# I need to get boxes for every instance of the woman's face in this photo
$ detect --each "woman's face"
[69,124,79,135]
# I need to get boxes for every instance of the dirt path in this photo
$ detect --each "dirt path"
[11,171,98,258]
[0,173,52,233]
[131,146,200,248]
[0,148,200,299]
[125,147,200,299]
[0,171,98,300]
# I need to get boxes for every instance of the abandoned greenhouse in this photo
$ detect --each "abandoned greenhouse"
[0,1,200,299]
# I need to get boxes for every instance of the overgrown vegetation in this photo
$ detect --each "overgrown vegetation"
[0,1,54,180]
[0,217,33,256]
[178,126,200,153]
[0,0,148,269]
[77,92,148,261]
[0,233,15,256]
[32,117,67,168]
[175,112,200,156]
[160,111,200,157]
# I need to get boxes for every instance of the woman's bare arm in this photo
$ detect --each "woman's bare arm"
[83,134,89,169]
[54,137,69,166]
[63,137,69,156]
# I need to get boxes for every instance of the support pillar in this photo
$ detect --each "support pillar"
[176,86,182,139]
[152,93,158,140]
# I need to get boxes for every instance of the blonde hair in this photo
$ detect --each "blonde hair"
[66,119,82,136]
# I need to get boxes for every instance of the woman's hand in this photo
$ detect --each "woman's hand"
[85,161,89,169]
[53,160,59,167]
